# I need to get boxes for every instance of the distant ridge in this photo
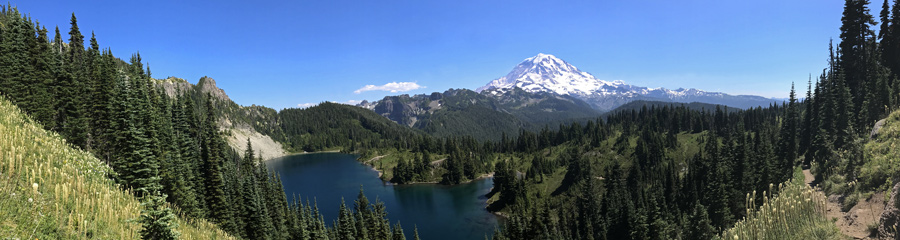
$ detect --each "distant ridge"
[478,53,778,111]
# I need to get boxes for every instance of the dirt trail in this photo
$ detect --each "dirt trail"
[803,169,883,239]
[430,158,446,166]
[365,155,387,164]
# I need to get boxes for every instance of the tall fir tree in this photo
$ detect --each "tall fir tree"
[200,94,232,231]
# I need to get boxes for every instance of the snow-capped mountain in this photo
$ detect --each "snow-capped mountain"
[477,53,777,112]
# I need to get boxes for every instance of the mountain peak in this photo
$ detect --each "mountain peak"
[525,53,558,63]
[475,54,777,111]
[476,53,605,95]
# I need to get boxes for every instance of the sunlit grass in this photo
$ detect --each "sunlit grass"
[716,169,843,240]
[860,110,900,193]
[0,96,233,239]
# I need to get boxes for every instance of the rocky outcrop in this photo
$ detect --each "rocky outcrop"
[196,76,230,102]
[156,77,193,98]
[154,76,285,160]
[871,118,887,139]
[878,182,900,239]
[154,76,230,102]
[224,124,287,161]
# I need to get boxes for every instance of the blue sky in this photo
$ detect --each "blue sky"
[15,0,855,110]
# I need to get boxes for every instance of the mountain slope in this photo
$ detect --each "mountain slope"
[365,88,600,141]
[156,76,287,160]
[277,102,428,152]
[478,53,777,111]
[0,96,233,239]
[605,100,744,116]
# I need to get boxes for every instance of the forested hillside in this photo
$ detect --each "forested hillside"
[482,0,900,238]
[367,88,600,142]
[4,0,900,239]
[0,5,415,239]
[0,94,234,239]
[276,102,427,152]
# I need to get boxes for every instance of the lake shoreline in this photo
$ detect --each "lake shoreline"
[265,149,343,161]
[361,155,495,186]
[268,152,500,239]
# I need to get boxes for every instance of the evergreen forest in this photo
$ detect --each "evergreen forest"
[2,0,900,240]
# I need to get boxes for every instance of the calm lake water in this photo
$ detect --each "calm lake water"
[266,152,499,240]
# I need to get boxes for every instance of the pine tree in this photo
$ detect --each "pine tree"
[160,98,200,220]
[200,94,232,230]
[337,198,357,240]
[799,78,815,162]
[138,179,180,240]
[391,223,406,240]
[777,83,800,180]
[0,8,31,116]
[372,201,391,240]
[840,0,877,115]
[442,147,465,184]
[685,202,715,240]
[30,23,57,129]
[89,41,115,161]
[61,12,91,150]
[885,0,900,77]
[241,166,271,239]
[353,188,371,240]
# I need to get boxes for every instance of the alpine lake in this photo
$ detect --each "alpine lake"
[266,152,500,240]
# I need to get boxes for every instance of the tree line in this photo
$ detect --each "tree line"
[488,0,900,239]
[0,6,421,240]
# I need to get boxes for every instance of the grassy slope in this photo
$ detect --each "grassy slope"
[717,168,842,240]
[860,110,900,194]
[482,131,704,214]
[0,97,233,239]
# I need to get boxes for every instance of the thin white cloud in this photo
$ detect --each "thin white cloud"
[354,81,424,94]
[297,103,317,108]
[345,100,362,105]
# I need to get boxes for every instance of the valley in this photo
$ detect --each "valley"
[2,1,900,240]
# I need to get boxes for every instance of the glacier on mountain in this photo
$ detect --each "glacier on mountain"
[477,53,776,111]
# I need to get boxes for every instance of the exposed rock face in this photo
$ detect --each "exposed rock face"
[871,118,887,139]
[197,76,230,102]
[373,95,419,127]
[156,77,193,98]
[878,182,900,239]
[224,124,287,161]
[155,76,231,102]
[154,76,286,160]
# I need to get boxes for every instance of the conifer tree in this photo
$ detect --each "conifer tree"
[800,78,815,161]
[200,94,232,230]
[372,201,391,240]
[138,179,180,240]
[241,165,271,239]
[0,7,36,117]
[777,83,800,179]
[685,202,715,240]
[885,0,900,76]
[61,13,91,150]
[839,0,877,112]
[29,23,57,129]
[337,198,357,240]
[392,223,406,240]
[352,190,371,240]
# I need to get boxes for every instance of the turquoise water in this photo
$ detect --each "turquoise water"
[266,152,499,240]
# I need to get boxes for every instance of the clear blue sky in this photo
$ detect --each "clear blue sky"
[15,0,856,110]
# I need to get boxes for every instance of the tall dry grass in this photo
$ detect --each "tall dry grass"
[716,169,842,240]
[0,96,233,239]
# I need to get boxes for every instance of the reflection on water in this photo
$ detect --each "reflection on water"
[267,153,499,240]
